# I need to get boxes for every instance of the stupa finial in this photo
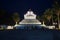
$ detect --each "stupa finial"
[29,8,32,11]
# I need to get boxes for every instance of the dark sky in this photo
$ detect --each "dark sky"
[0,0,54,15]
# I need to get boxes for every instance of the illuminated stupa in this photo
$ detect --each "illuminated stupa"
[19,10,41,24]
[14,9,43,29]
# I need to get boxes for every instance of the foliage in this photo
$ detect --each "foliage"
[44,9,53,21]
[36,15,41,20]
[12,12,20,23]
[52,1,60,28]
[41,1,60,26]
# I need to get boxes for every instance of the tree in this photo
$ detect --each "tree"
[37,15,41,21]
[52,1,60,28]
[12,12,20,25]
[43,9,53,25]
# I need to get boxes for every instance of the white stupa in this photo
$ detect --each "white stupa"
[19,10,41,24]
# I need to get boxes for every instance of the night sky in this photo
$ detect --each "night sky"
[0,0,54,15]
[0,0,57,25]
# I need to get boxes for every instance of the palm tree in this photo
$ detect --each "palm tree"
[56,9,60,28]
[52,1,60,28]
[43,9,53,25]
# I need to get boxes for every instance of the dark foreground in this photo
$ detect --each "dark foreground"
[0,29,60,40]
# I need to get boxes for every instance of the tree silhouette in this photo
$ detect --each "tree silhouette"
[43,9,53,25]
[12,12,20,25]
[37,15,40,20]
[52,1,60,28]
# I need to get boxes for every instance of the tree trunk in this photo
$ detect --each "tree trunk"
[52,15,53,25]
[57,13,59,28]
[16,22,18,25]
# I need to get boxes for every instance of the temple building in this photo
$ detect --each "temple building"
[14,10,44,29]
[19,10,41,24]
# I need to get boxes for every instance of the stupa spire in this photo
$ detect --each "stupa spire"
[29,9,32,11]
